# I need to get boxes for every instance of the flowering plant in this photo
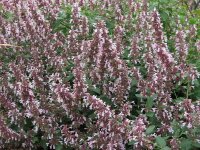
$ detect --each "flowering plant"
[0,0,200,149]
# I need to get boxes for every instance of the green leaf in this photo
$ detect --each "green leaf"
[88,86,101,95]
[40,139,48,150]
[174,128,182,138]
[161,146,171,150]
[160,11,169,22]
[156,136,166,148]
[99,95,113,106]
[146,125,155,134]
[65,61,74,71]
[131,79,137,86]
[4,11,14,21]
[159,0,169,4]
[189,18,197,25]
[180,139,192,150]
[122,48,130,59]
[86,78,93,85]
[66,73,74,81]
[146,96,154,109]
[135,94,143,99]
[146,111,155,117]
[128,140,135,145]
[192,141,200,148]
[55,144,63,150]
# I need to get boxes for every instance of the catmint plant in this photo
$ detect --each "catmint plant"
[0,0,200,149]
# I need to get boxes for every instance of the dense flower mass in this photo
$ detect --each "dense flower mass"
[0,0,200,149]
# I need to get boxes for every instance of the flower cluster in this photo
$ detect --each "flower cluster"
[0,0,200,149]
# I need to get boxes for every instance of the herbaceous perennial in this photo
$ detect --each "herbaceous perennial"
[0,0,200,149]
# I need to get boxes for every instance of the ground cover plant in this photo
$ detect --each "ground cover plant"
[0,0,200,149]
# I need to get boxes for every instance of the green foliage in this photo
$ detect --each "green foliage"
[155,136,167,148]
[52,5,72,35]
[0,4,14,21]
[146,125,155,134]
